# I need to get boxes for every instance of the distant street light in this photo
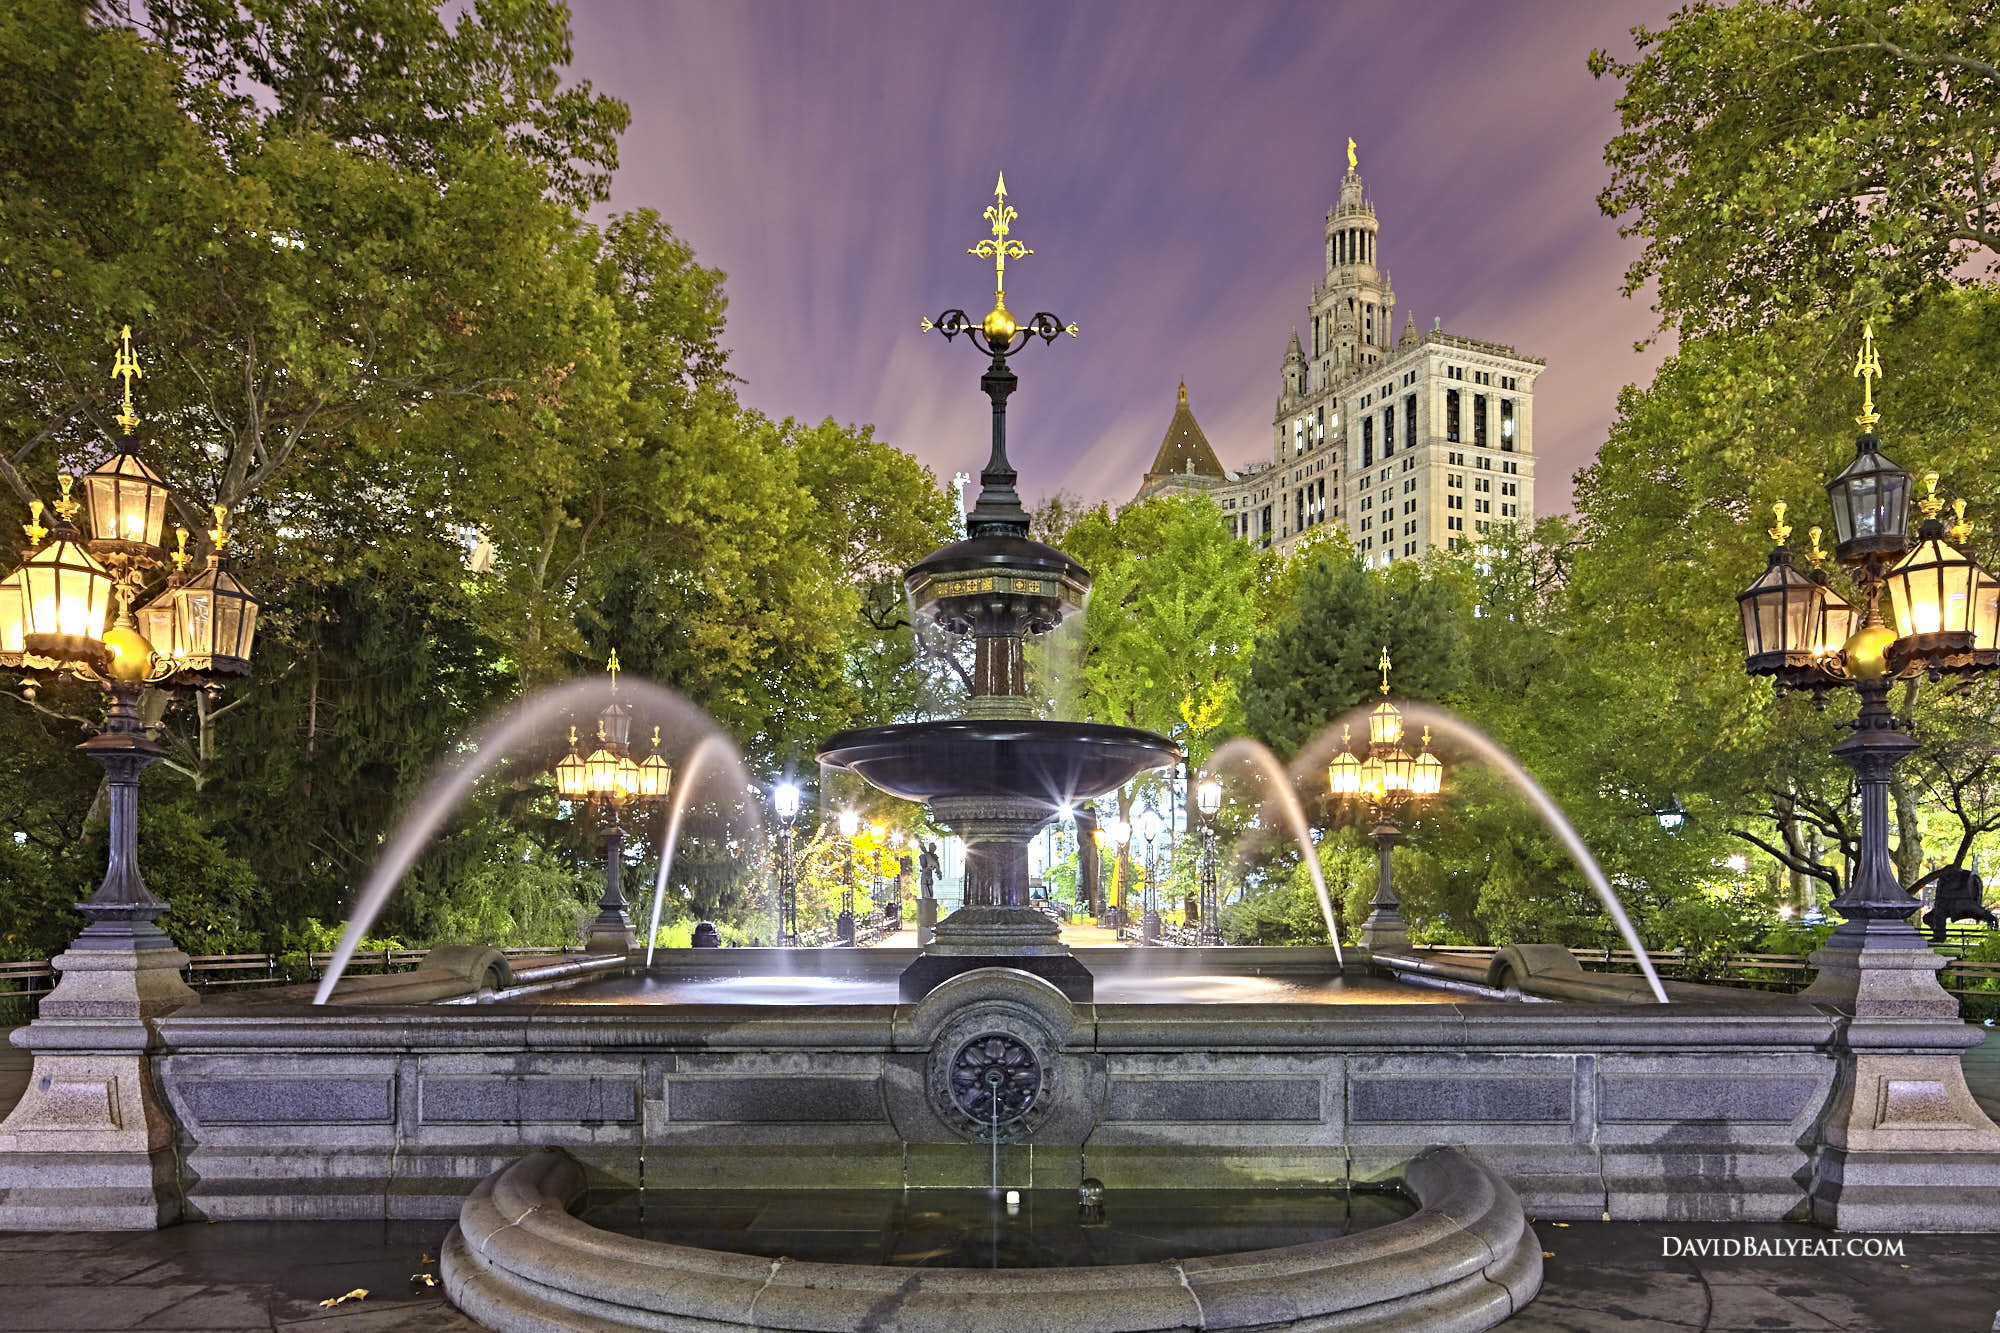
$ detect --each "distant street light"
[773,782,802,946]
[1195,776,1223,946]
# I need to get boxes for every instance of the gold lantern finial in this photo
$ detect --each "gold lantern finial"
[1805,525,1826,569]
[1853,319,1882,430]
[1378,646,1392,695]
[1768,501,1791,546]
[208,504,231,551]
[111,324,143,434]
[970,173,1032,342]
[54,473,80,524]
[169,525,190,573]
[23,499,47,546]
[607,648,621,688]
[568,725,578,748]
[649,724,661,749]
[1951,497,1972,546]
[1918,470,1943,520]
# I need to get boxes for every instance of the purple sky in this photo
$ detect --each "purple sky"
[568,1,1679,514]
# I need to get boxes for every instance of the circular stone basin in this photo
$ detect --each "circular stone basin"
[583,1185,1415,1268]
[816,718,1179,808]
[442,1146,1542,1331]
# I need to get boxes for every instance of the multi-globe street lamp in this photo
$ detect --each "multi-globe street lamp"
[773,781,802,947]
[0,327,261,966]
[836,808,860,945]
[553,652,673,953]
[1103,816,1132,929]
[1733,322,2000,1004]
[1195,776,1223,945]
[1327,649,1444,955]
[1136,804,1165,946]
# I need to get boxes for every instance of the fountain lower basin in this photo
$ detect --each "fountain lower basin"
[441,1144,1540,1332]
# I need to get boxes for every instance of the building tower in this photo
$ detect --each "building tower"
[1307,138,1395,389]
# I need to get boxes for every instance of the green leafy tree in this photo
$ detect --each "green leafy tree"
[1593,0,2000,335]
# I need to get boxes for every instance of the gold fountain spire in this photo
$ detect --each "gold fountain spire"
[969,173,1032,342]
[112,324,142,434]
[1853,319,1882,430]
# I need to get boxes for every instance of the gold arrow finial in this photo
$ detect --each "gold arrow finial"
[970,172,1031,342]
[1378,646,1392,695]
[607,648,621,689]
[1768,501,1791,546]
[1853,319,1882,430]
[112,325,142,434]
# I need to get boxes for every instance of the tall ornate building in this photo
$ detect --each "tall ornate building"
[1134,145,1543,562]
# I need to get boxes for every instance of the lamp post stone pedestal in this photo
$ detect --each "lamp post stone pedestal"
[0,686,197,1231]
[1359,822,1411,957]
[583,820,638,955]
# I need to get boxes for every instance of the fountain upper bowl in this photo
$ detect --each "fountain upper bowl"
[818,718,1179,808]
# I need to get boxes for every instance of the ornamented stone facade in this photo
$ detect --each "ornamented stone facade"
[1135,155,1544,562]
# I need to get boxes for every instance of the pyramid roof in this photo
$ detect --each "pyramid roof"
[1146,382,1226,481]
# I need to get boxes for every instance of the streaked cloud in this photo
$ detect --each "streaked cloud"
[573,0,1680,513]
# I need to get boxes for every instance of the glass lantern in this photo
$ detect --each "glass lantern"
[597,698,633,751]
[1736,548,1827,674]
[1196,776,1222,817]
[1971,567,2000,654]
[773,781,801,821]
[637,751,672,801]
[1136,806,1165,845]
[1367,697,1404,748]
[19,532,113,649]
[614,755,642,801]
[0,569,24,656]
[555,737,589,800]
[1358,752,1387,800]
[1886,527,1981,644]
[82,446,171,556]
[1825,436,1912,561]
[1410,731,1443,796]
[171,554,260,675]
[1382,746,1415,793]
[584,745,622,797]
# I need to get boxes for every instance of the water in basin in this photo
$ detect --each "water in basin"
[582,1186,1416,1268]
[535,970,1491,1005]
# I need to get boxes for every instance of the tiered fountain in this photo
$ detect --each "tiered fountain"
[820,174,1178,1003]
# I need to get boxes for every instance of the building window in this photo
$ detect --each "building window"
[1448,451,1464,466]
[1449,495,1463,510]
[1361,417,1374,468]
[1500,397,1515,451]
[1473,394,1488,448]
[1446,389,1460,442]
[1502,459,1517,475]
[1382,407,1395,458]
[1404,499,1415,516]
[1404,394,1416,451]
[1448,516,1463,531]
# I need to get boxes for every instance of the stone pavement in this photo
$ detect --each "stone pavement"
[0,1026,1994,1331]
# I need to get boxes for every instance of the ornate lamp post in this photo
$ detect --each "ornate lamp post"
[1733,322,2000,1009]
[773,781,802,946]
[1195,776,1223,945]
[1729,320,2000,1229]
[0,328,262,1230]
[1136,804,1165,945]
[553,652,672,953]
[0,328,261,971]
[1327,648,1444,956]
[836,809,860,945]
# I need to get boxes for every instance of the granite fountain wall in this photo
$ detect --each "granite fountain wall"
[127,960,1879,1227]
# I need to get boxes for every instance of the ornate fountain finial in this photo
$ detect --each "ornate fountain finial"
[23,499,47,546]
[1768,501,1791,546]
[970,173,1031,343]
[1951,497,1972,546]
[208,504,231,551]
[112,324,143,434]
[54,473,80,524]
[1347,136,1358,172]
[1918,470,1943,521]
[1853,319,1882,430]
[1378,646,1392,695]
